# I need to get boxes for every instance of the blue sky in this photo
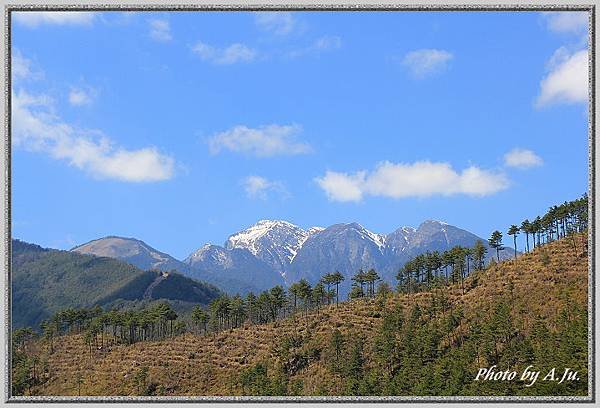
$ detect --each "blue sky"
[11,10,589,259]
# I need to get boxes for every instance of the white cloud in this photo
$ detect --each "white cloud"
[503,148,543,169]
[208,124,311,157]
[536,49,588,107]
[12,51,30,81]
[10,49,38,81]
[543,11,588,34]
[401,49,453,79]
[315,171,365,202]
[12,50,43,82]
[68,87,95,106]
[287,35,342,58]
[191,41,257,65]
[243,175,288,200]
[545,46,571,70]
[255,12,296,35]
[12,89,174,182]
[148,19,172,42]
[13,11,95,28]
[315,161,509,202]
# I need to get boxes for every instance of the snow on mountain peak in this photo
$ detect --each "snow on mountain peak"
[344,222,386,252]
[225,219,305,256]
[185,243,234,267]
[188,243,216,258]
[224,220,312,284]
[361,226,386,251]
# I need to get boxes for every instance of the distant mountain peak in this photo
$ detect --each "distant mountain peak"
[420,219,450,227]
[66,217,506,298]
[71,236,188,274]
[73,236,151,257]
[225,219,305,255]
[188,243,223,259]
[224,219,312,284]
[71,235,138,250]
[255,219,298,227]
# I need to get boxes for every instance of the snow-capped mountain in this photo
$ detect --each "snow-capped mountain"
[71,219,510,297]
[72,236,190,274]
[287,219,510,295]
[224,220,323,284]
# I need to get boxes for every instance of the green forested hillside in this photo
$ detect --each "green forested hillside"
[12,240,221,329]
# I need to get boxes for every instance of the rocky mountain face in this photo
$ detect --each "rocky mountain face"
[287,222,386,285]
[183,244,283,295]
[69,219,508,297]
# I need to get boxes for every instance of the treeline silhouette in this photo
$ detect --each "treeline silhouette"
[397,194,588,296]
[501,193,588,256]
[42,303,183,353]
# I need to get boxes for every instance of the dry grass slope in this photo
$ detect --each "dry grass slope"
[29,234,588,396]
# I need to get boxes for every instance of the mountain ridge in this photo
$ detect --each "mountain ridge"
[66,218,509,296]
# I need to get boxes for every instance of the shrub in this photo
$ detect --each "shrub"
[540,250,551,266]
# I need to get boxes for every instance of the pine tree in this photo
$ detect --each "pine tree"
[488,230,504,262]
[288,283,301,314]
[364,269,381,297]
[296,279,312,315]
[311,282,326,311]
[351,270,367,298]
[191,306,209,334]
[330,271,345,305]
[269,286,287,320]
[329,329,345,373]
[230,294,246,327]
[472,240,487,270]
[507,225,519,259]
[521,219,532,252]
[320,274,334,304]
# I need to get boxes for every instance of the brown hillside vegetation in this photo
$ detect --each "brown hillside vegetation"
[24,234,588,397]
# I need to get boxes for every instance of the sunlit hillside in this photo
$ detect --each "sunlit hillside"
[14,233,588,397]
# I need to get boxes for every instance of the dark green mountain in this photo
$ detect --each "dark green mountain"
[12,240,221,329]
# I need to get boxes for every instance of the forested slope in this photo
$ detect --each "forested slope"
[17,233,588,397]
[12,240,221,329]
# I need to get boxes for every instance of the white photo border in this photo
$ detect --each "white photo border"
[1,1,596,404]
